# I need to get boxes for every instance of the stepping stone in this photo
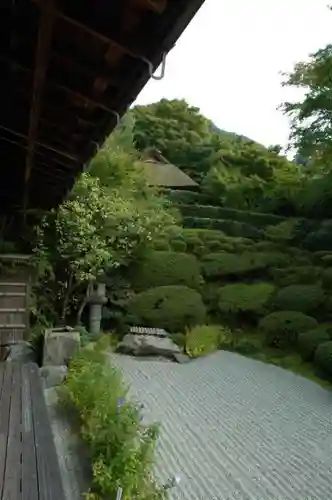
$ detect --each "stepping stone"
[173,352,191,364]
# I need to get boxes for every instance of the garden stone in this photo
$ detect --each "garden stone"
[6,341,37,364]
[40,365,68,388]
[43,327,80,366]
[117,333,181,358]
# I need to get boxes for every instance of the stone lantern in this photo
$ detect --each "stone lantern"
[87,282,107,335]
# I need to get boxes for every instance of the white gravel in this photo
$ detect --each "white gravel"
[110,351,332,500]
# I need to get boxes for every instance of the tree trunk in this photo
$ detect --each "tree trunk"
[60,273,73,325]
[76,281,93,326]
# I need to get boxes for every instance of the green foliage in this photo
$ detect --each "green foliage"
[152,239,171,251]
[259,311,318,349]
[201,252,269,279]
[265,220,297,244]
[183,216,262,239]
[322,268,332,289]
[166,189,212,205]
[314,341,332,378]
[298,328,330,361]
[273,285,325,314]
[179,204,285,227]
[270,266,322,287]
[129,251,203,291]
[58,339,165,500]
[185,324,232,357]
[170,239,187,252]
[218,283,275,316]
[126,285,206,332]
[34,122,178,323]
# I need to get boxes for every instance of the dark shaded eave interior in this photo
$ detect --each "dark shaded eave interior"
[0,0,205,214]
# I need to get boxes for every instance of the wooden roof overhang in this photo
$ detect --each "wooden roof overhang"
[0,0,205,214]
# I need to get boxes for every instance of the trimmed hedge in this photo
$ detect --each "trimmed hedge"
[259,311,318,348]
[298,328,330,361]
[270,266,322,287]
[273,285,325,314]
[125,285,206,332]
[218,283,275,316]
[130,251,203,291]
[166,189,212,206]
[314,341,332,378]
[201,252,267,279]
[178,204,285,227]
[183,217,262,239]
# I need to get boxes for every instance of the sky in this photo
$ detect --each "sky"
[135,0,332,151]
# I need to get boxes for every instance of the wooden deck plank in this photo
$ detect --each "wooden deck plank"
[21,364,38,500]
[29,363,65,500]
[0,363,13,499]
[2,363,22,500]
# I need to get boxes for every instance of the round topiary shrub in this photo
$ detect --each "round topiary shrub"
[152,239,170,251]
[130,251,203,292]
[171,239,187,252]
[322,268,332,290]
[298,328,330,361]
[273,285,325,313]
[314,341,332,378]
[125,285,206,332]
[270,266,322,287]
[259,311,318,348]
[201,252,267,279]
[207,240,223,252]
[218,283,275,316]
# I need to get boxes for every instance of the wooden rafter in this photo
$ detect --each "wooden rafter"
[0,125,79,162]
[132,0,167,14]
[24,0,56,212]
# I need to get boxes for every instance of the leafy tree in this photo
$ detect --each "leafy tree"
[281,39,332,163]
[34,122,177,324]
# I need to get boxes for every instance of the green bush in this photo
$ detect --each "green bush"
[182,217,262,240]
[58,339,165,499]
[270,266,322,287]
[322,268,332,289]
[152,239,170,251]
[130,251,203,291]
[207,240,224,252]
[185,324,232,358]
[182,228,226,242]
[273,285,325,314]
[201,252,268,279]
[298,328,330,361]
[170,239,187,252]
[126,285,206,332]
[167,189,212,205]
[314,341,332,378]
[179,204,285,227]
[259,311,318,348]
[218,283,275,316]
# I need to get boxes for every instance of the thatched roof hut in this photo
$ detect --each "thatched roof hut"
[139,150,197,187]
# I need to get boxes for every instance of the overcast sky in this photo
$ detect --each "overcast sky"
[135,0,331,150]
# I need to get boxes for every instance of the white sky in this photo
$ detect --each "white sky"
[135,0,332,150]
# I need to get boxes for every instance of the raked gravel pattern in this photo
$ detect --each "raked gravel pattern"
[109,351,332,500]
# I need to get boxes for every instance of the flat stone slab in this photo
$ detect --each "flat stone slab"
[173,352,191,364]
[110,351,332,500]
[117,333,181,358]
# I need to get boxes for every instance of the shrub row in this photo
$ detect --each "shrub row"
[165,189,212,206]
[183,217,263,239]
[178,204,286,228]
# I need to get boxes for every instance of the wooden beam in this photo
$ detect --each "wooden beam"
[24,0,56,214]
[4,58,119,114]
[132,0,167,13]
[31,0,143,59]
[0,125,79,162]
